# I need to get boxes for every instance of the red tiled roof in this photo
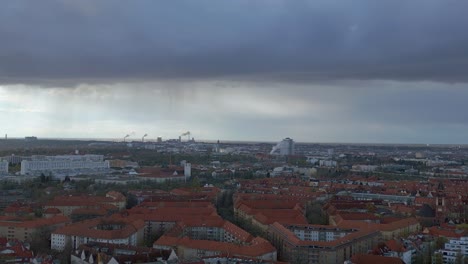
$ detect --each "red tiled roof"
[351,254,404,264]
[46,195,121,207]
[71,207,108,216]
[414,197,435,206]
[138,200,213,209]
[253,210,308,226]
[337,217,420,232]
[44,207,61,214]
[426,226,467,238]
[235,200,302,210]
[53,215,144,240]
[269,222,379,248]
[128,207,218,222]
[155,236,276,258]
[0,215,70,229]
[385,239,406,252]
[337,212,380,221]
[3,203,33,214]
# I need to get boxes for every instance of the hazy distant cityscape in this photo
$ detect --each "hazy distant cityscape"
[0,135,468,263]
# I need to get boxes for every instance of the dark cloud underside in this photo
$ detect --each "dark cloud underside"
[0,0,468,86]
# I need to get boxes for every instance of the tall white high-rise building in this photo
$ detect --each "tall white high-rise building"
[184,163,192,178]
[0,160,8,174]
[270,138,295,156]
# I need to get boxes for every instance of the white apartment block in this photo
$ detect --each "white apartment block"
[319,160,337,167]
[270,138,295,156]
[20,155,109,176]
[292,226,351,242]
[0,160,8,174]
[434,237,468,264]
[51,232,139,251]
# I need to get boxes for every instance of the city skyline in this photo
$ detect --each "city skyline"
[1,1,468,144]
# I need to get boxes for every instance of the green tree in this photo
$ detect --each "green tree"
[433,253,443,264]
[414,253,424,264]
[456,251,464,264]
[435,237,448,250]
[191,176,201,192]
[306,201,328,225]
[126,193,138,209]
[30,226,53,255]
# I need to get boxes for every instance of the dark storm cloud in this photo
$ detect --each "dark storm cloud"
[1,0,468,86]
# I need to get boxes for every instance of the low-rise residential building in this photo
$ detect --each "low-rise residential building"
[268,223,380,263]
[51,215,145,251]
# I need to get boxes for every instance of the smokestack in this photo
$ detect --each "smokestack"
[142,134,148,142]
[180,131,191,141]
[124,134,130,142]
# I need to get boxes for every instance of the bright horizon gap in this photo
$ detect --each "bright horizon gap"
[2,136,467,147]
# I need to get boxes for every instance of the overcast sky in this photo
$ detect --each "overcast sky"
[1,0,468,143]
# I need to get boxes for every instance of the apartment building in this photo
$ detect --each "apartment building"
[234,199,308,231]
[154,218,277,261]
[0,215,70,241]
[268,223,380,263]
[51,215,145,251]
[44,191,126,216]
[434,237,468,264]
[127,200,219,240]
[336,217,421,240]
[20,154,109,176]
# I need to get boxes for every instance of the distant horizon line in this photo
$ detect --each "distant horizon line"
[1,136,468,147]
